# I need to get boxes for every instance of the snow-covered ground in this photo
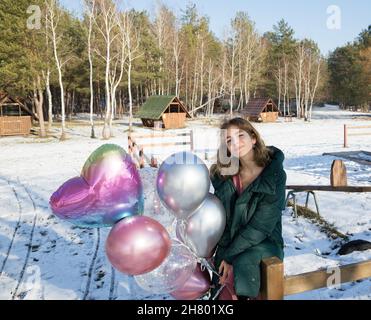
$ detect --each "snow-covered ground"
[0,105,370,300]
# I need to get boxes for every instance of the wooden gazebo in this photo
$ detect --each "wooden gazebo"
[135,95,192,129]
[241,98,280,122]
[0,93,32,136]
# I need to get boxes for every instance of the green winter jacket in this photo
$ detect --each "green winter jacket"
[210,146,286,298]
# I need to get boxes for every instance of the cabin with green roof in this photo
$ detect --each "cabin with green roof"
[135,95,191,129]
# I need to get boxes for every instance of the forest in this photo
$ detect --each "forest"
[0,0,369,139]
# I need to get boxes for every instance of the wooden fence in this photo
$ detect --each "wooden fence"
[343,124,371,148]
[128,130,194,167]
[162,112,187,129]
[0,116,31,136]
[260,111,279,123]
[127,129,220,167]
[261,257,371,300]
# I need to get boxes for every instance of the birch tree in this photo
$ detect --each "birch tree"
[308,57,322,120]
[295,40,322,120]
[172,21,183,96]
[275,62,282,113]
[84,0,96,138]
[109,11,128,132]
[43,7,53,132]
[283,58,290,115]
[46,0,70,140]
[153,3,170,95]
[124,12,142,133]
[226,30,237,117]
[294,42,305,118]
[33,75,46,137]
[93,0,118,139]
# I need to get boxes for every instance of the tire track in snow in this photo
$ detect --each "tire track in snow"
[108,267,116,300]
[11,182,38,300]
[0,180,22,276]
[82,228,100,300]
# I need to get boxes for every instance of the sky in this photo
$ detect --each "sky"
[60,0,371,56]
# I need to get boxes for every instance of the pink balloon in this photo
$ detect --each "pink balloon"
[171,263,211,300]
[105,216,171,275]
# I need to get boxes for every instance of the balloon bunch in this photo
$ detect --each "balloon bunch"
[152,151,227,300]
[49,146,226,300]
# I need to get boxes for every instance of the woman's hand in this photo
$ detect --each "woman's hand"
[218,260,232,285]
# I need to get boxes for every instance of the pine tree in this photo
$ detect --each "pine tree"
[0,0,47,136]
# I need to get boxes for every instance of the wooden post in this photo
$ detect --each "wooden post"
[344,124,348,148]
[190,129,194,152]
[139,146,145,168]
[330,160,347,187]
[261,257,284,300]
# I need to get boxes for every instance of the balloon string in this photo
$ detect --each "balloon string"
[175,240,221,277]
[199,258,221,277]
[175,240,225,300]
[212,284,226,300]
[198,258,225,300]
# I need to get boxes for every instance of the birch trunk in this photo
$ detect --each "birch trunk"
[34,76,46,138]
[47,0,66,140]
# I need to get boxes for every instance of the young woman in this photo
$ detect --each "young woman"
[209,117,286,300]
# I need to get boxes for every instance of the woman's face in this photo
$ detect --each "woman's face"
[225,125,256,158]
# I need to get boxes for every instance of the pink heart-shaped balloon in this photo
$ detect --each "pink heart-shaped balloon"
[50,144,143,227]
[171,263,211,300]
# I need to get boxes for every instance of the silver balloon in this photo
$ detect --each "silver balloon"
[134,238,197,294]
[156,152,210,219]
[176,193,226,258]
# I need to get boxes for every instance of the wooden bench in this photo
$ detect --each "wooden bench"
[128,129,219,168]
[127,130,194,168]
[285,160,371,218]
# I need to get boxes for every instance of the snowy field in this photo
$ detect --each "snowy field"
[0,105,370,300]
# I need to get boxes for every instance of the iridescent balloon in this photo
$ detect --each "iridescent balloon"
[171,263,211,300]
[105,216,171,276]
[50,144,143,227]
[176,193,226,258]
[49,176,94,219]
[156,152,210,220]
[134,239,197,294]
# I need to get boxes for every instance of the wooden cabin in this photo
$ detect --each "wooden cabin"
[241,98,280,123]
[135,95,192,129]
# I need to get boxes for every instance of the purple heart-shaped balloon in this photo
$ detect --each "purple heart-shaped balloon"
[50,144,144,227]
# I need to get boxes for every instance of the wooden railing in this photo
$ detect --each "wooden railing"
[343,124,371,148]
[128,129,220,167]
[127,130,194,168]
[261,257,371,300]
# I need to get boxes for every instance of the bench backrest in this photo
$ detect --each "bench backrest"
[127,130,194,167]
